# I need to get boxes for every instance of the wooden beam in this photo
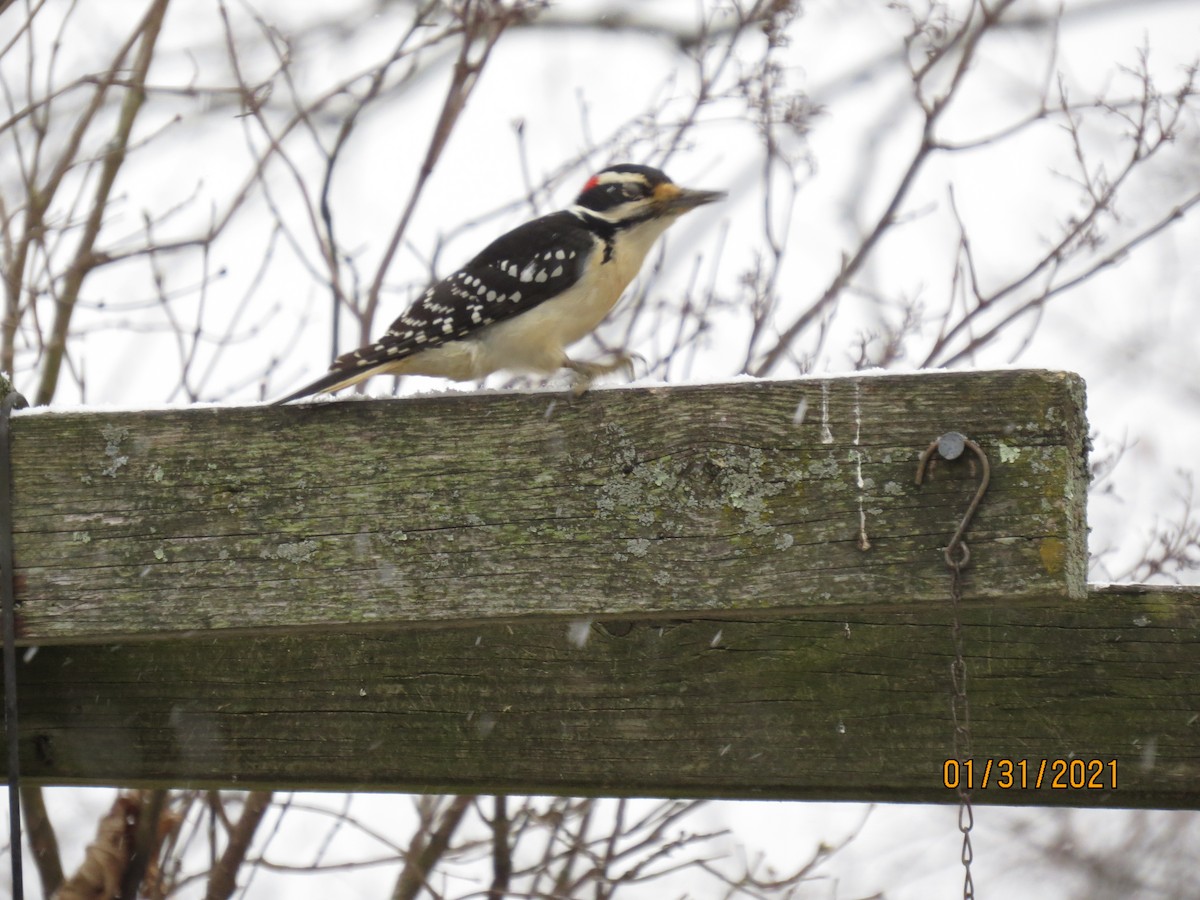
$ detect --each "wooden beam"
[11,585,1197,808]
[12,370,1086,642]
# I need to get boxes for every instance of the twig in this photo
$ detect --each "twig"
[19,785,63,897]
[33,0,171,405]
[316,0,441,357]
[390,794,475,900]
[487,795,511,899]
[751,0,1018,377]
[203,791,274,900]
[119,789,168,900]
[2,3,149,376]
[363,0,531,344]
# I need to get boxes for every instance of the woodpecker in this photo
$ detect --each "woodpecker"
[274,163,725,404]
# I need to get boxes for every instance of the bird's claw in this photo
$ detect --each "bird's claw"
[565,352,641,396]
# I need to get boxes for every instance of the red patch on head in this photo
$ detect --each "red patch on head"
[583,175,600,193]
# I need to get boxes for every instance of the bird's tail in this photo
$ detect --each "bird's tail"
[271,367,374,405]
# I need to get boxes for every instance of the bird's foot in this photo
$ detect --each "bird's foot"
[565,353,642,396]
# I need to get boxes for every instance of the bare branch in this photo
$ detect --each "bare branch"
[20,785,63,899]
[33,0,170,405]
[752,0,1021,377]
[487,795,511,900]
[203,791,273,900]
[391,794,475,900]
[363,1,541,345]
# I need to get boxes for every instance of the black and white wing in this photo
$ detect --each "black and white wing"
[274,211,597,403]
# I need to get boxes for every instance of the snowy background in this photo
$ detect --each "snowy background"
[3,0,1199,897]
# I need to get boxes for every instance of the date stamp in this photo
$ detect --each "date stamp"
[942,758,1118,791]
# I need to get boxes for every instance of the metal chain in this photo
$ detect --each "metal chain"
[948,552,974,900]
[916,432,988,900]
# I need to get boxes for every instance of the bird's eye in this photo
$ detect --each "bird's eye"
[621,184,641,199]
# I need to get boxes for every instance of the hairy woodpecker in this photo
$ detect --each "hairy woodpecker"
[274,163,725,404]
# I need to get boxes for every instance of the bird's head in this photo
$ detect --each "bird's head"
[573,164,726,224]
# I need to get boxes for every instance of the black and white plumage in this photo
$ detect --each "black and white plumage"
[274,164,724,404]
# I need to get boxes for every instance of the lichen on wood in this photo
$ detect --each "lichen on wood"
[10,370,1087,642]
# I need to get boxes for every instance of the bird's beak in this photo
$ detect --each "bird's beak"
[653,183,727,214]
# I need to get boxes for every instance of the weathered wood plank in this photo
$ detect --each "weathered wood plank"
[12,370,1087,642]
[10,586,1196,808]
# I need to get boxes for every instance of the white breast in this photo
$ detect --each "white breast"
[470,215,678,377]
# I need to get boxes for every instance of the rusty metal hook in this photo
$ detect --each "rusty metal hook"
[915,432,990,569]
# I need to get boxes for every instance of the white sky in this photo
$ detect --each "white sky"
[3,0,1199,897]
